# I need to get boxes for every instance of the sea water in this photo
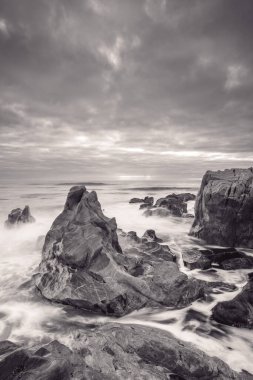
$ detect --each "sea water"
[0,181,253,373]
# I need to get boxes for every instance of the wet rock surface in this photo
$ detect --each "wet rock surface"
[190,168,253,248]
[183,247,253,270]
[212,273,253,329]
[0,323,251,380]
[34,186,217,316]
[5,205,35,227]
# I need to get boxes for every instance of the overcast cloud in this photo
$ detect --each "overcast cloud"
[0,0,253,184]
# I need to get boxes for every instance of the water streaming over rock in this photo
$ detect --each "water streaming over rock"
[0,181,253,373]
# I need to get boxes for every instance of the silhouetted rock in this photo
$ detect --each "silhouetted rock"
[5,205,35,228]
[190,168,253,248]
[0,324,249,380]
[212,272,253,328]
[183,247,253,270]
[35,186,214,316]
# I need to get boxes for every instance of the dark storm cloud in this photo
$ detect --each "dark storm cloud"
[0,0,252,183]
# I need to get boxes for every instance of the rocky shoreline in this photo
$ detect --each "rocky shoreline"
[1,167,253,379]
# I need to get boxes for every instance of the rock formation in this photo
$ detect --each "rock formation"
[142,193,196,218]
[182,247,253,270]
[190,168,253,248]
[5,205,35,227]
[212,272,253,329]
[129,196,154,208]
[129,197,145,203]
[142,229,163,242]
[35,186,222,316]
[0,323,250,380]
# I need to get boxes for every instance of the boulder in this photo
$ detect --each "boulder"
[143,196,154,205]
[0,323,250,380]
[155,194,188,217]
[34,186,216,316]
[5,205,35,228]
[183,247,253,271]
[142,229,163,243]
[190,168,253,248]
[212,272,253,328]
[182,248,212,270]
[130,196,154,207]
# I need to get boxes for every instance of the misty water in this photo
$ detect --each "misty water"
[0,181,253,374]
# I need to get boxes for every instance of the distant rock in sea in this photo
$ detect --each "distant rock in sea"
[35,186,219,316]
[5,205,35,228]
[142,193,196,218]
[190,168,253,248]
[0,323,248,380]
[129,196,154,206]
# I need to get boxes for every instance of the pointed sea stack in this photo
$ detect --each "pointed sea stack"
[35,185,210,316]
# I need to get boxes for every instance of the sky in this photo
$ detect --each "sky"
[0,0,253,185]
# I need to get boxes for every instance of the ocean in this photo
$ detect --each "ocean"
[0,180,253,374]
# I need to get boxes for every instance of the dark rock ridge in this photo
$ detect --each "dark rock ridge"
[212,272,253,329]
[5,205,35,228]
[0,323,250,380]
[35,186,222,316]
[190,168,253,248]
[183,247,253,270]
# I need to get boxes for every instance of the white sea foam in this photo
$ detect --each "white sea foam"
[0,182,253,374]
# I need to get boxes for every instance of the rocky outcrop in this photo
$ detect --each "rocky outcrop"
[34,186,221,316]
[0,323,250,380]
[129,196,154,208]
[142,229,163,242]
[155,194,188,216]
[190,168,253,248]
[142,193,196,218]
[129,197,145,203]
[212,272,253,328]
[5,206,35,228]
[182,247,253,270]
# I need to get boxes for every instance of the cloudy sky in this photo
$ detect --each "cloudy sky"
[0,0,252,184]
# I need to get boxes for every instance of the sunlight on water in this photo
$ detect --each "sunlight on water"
[0,182,253,373]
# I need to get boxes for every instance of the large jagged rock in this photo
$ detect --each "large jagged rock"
[212,272,253,329]
[190,168,253,248]
[0,323,251,380]
[35,186,219,316]
[5,205,35,228]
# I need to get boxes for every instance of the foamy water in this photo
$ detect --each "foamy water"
[0,181,253,374]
